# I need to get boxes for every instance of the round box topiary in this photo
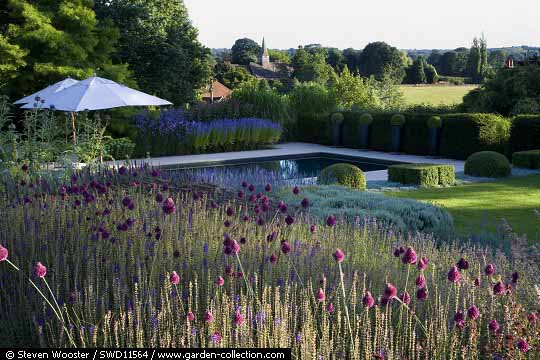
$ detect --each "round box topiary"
[330,112,344,124]
[464,151,511,178]
[391,114,406,127]
[359,113,373,125]
[317,163,366,190]
[427,116,442,128]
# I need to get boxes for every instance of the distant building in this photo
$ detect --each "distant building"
[248,38,292,80]
[505,56,514,68]
[201,80,232,103]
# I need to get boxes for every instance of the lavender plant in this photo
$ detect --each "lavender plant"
[0,167,538,357]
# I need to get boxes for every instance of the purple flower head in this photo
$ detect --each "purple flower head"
[416,287,428,301]
[489,319,500,332]
[485,263,495,276]
[301,197,310,208]
[241,181,248,188]
[234,311,244,326]
[162,198,176,214]
[467,305,480,320]
[393,248,401,257]
[384,283,398,299]
[170,271,180,285]
[216,276,225,287]
[187,312,195,321]
[400,291,411,305]
[118,166,128,176]
[269,254,277,264]
[293,186,300,195]
[363,291,375,308]
[204,311,214,323]
[34,262,47,278]
[493,281,505,295]
[248,184,255,192]
[155,193,164,202]
[473,277,481,287]
[265,184,272,192]
[281,241,291,255]
[517,339,530,353]
[511,272,519,283]
[211,332,222,344]
[416,257,428,271]
[448,265,461,283]
[226,207,235,217]
[22,164,29,171]
[333,248,344,263]
[326,214,336,227]
[326,302,335,313]
[456,258,469,270]
[415,275,426,288]
[237,191,244,199]
[0,245,8,262]
[310,225,316,233]
[285,215,295,225]
[317,288,325,302]
[402,246,417,265]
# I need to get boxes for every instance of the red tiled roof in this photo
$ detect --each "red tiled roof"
[202,81,232,99]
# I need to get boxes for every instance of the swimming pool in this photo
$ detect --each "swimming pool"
[162,154,398,180]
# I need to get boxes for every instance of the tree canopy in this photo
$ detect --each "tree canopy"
[231,38,261,65]
[359,42,406,84]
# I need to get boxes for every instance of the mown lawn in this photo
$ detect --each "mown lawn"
[400,85,478,106]
[386,175,540,241]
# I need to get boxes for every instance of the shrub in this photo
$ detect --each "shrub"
[388,164,455,186]
[296,113,331,144]
[318,163,366,190]
[512,150,540,169]
[427,116,442,128]
[359,113,373,125]
[231,82,292,124]
[509,115,540,153]
[464,151,511,178]
[400,114,433,155]
[105,137,135,160]
[369,113,393,151]
[439,114,511,160]
[330,112,344,124]
[289,82,338,116]
[390,113,406,126]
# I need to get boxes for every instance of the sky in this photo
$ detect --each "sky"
[183,0,539,50]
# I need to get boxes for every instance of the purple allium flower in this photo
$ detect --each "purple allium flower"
[310,225,316,233]
[333,248,344,263]
[363,291,375,308]
[0,245,8,262]
[151,169,160,177]
[293,186,300,195]
[248,184,255,192]
[400,291,411,305]
[416,287,428,301]
[118,166,127,175]
[226,207,235,217]
[285,215,295,225]
[256,217,265,226]
[415,275,426,288]
[317,288,325,302]
[265,184,272,192]
[326,302,335,313]
[155,193,164,202]
[517,339,530,353]
[211,332,221,344]
[269,254,277,264]
[455,319,465,329]
[485,263,495,276]
[493,281,505,295]
[456,258,469,270]
[454,310,464,323]
[393,248,401,257]
[216,276,225,287]
[170,271,180,285]
[326,214,336,227]
[162,198,176,214]
[301,197,310,208]
[204,311,214,323]
[511,272,519,283]
[384,283,398,299]
[467,305,480,320]
[22,164,29,171]
[402,246,417,265]
[448,265,461,283]
[295,332,302,344]
[241,181,248,188]
[237,191,244,199]
[489,319,500,332]
[474,277,481,287]
[223,220,231,228]
[281,241,291,254]
[34,262,47,278]
[234,310,244,326]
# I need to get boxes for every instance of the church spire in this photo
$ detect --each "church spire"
[260,37,270,68]
[262,37,269,57]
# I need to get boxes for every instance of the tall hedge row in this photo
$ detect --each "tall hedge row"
[438,114,511,160]
[509,115,540,153]
[317,111,515,160]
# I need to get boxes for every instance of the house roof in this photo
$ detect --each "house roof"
[249,62,292,80]
[202,81,232,99]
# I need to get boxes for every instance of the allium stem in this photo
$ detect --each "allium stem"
[338,262,354,348]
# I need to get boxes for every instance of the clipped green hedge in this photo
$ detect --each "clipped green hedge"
[318,163,366,190]
[388,164,455,186]
[296,113,331,144]
[105,137,135,160]
[464,151,511,178]
[512,150,540,169]
[369,113,394,152]
[509,115,540,153]
[439,114,511,160]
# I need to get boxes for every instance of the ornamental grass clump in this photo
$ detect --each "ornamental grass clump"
[0,167,538,358]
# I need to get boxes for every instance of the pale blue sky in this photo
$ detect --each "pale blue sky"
[184,0,539,50]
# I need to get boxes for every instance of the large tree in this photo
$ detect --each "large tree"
[342,48,362,74]
[1,0,129,99]
[95,0,211,105]
[231,38,261,65]
[291,47,336,85]
[438,48,469,76]
[359,42,406,84]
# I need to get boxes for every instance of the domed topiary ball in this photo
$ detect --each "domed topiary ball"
[359,113,373,125]
[427,116,442,128]
[318,163,366,190]
[464,151,511,178]
[391,114,406,127]
[330,112,344,124]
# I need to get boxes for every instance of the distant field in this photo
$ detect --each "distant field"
[399,85,478,106]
